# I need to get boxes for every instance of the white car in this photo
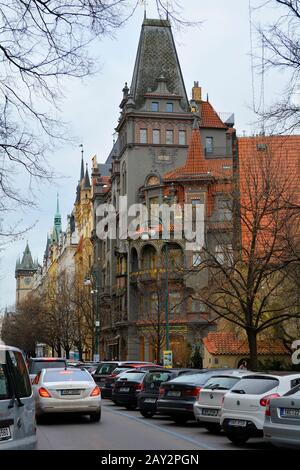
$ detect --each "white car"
[33,367,101,422]
[221,373,300,445]
[194,371,252,433]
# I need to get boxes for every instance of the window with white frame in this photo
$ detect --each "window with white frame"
[152,129,160,144]
[166,130,174,145]
[179,130,186,145]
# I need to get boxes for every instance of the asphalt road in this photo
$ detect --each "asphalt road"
[37,400,271,450]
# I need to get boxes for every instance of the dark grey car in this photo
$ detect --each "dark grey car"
[264,383,300,449]
[157,369,240,425]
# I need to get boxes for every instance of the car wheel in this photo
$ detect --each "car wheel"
[227,434,249,446]
[204,423,222,434]
[173,416,188,425]
[90,411,101,423]
[140,410,155,419]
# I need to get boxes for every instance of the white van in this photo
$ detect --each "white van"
[0,345,37,449]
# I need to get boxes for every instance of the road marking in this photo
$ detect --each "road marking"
[104,406,217,450]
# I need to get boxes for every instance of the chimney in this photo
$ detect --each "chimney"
[192,81,202,102]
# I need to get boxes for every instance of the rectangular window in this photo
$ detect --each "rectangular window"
[152,129,160,144]
[166,102,173,113]
[217,198,232,221]
[205,136,214,155]
[151,102,159,112]
[140,128,147,144]
[166,130,174,145]
[179,130,186,145]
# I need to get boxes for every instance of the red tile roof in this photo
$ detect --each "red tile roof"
[203,332,287,356]
[200,101,227,129]
[164,120,233,181]
[164,121,211,180]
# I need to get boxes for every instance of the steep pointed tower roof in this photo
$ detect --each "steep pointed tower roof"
[130,18,189,110]
[164,118,210,181]
[16,243,38,273]
[53,193,62,243]
[82,163,91,189]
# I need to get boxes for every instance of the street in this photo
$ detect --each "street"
[37,401,270,451]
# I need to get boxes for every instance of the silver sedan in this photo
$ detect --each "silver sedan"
[264,383,300,449]
[32,368,101,422]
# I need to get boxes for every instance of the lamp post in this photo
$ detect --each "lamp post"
[84,268,100,362]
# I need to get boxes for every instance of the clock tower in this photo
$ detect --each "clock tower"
[15,243,38,308]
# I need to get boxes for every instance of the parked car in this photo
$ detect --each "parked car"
[157,369,239,425]
[112,368,165,409]
[93,361,157,389]
[103,364,158,399]
[27,357,67,383]
[138,368,201,419]
[32,367,101,422]
[194,371,252,433]
[221,373,300,445]
[263,382,300,449]
[0,345,37,449]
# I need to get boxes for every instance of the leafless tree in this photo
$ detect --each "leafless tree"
[192,142,300,370]
[255,0,300,133]
[0,1,192,237]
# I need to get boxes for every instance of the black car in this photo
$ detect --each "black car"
[112,368,166,409]
[138,368,202,419]
[94,361,156,389]
[102,366,135,398]
[157,369,241,424]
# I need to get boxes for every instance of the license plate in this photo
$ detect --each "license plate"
[120,387,130,392]
[144,398,157,404]
[280,408,300,417]
[61,389,81,396]
[202,408,219,416]
[228,419,247,427]
[0,426,11,441]
[167,391,181,397]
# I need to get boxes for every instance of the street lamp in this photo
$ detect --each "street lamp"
[84,269,100,362]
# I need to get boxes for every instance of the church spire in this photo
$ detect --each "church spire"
[83,163,91,189]
[79,144,84,181]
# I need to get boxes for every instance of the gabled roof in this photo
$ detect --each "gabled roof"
[200,101,227,129]
[164,119,211,181]
[203,332,287,356]
[130,18,189,110]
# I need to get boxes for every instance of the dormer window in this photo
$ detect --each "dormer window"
[151,102,159,112]
[166,102,173,113]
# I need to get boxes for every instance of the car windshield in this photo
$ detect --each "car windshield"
[95,364,117,375]
[0,364,10,400]
[44,369,92,383]
[144,371,172,384]
[118,371,145,381]
[112,367,131,375]
[230,376,279,395]
[168,372,214,385]
[203,376,241,390]
[30,360,66,374]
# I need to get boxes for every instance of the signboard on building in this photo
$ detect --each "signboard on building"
[163,350,173,368]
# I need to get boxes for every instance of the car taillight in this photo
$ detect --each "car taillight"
[135,383,143,391]
[38,387,52,398]
[184,387,202,397]
[260,393,280,407]
[90,386,101,397]
[159,386,165,397]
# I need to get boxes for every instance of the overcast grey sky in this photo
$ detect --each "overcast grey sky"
[0,0,285,310]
